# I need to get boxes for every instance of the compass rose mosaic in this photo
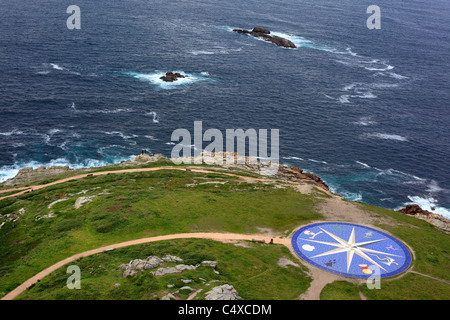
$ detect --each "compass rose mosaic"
[292,222,412,278]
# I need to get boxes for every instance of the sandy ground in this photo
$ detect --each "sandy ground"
[317,197,399,226]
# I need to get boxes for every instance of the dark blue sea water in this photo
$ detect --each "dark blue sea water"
[1,0,449,217]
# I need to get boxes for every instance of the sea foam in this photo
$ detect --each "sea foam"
[123,71,213,90]
[402,196,450,219]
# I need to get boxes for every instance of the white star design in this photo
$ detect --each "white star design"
[301,227,402,272]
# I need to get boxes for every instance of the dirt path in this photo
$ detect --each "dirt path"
[1,232,290,301]
[410,271,450,285]
[0,166,273,201]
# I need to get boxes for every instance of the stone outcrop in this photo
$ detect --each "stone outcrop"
[276,165,329,190]
[173,151,330,191]
[118,255,220,278]
[205,284,242,300]
[2,166,73,186]
[201,261,218,268]
[233,27,296,48]
[119,255,168,277]
[74,196,94,209]
[128,153,166,164]
[0,208,25,223]
[398,204,431,216]
[152,264,198,277]
[162,255,184,263]
[118,255,188,278]
[161,293,176,300]
[160,72,187,82]
[397,204,450,233]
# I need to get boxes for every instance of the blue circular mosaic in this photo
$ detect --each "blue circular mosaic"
[292,222,412,278]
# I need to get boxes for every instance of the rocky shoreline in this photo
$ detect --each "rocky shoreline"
[397,204,450,233]
[2,165,73,187]
[1,152,448,233]
[233,27,297,48]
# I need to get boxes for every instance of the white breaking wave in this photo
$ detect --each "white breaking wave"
[426,180,447,193]
[282,156,304,161]
[339,95,351,104]
[308,159,328,164]
[401,196,450,219]
[373,167,425,182]
[50,63,64,71]
[373,72,409,80]
[338,83,378,103]
[70,102,133,114]
[190,50,215,55]
[12,143,25,148]
[48,128,63,135]
[364,133,408,142]
[146,111,159,123]
[385,72,408,80]
[189,47,242,56]
[356,161,371,168]
[345,47,358,57]
[353,117,377,126]
[270,31,337,52]
[365,65,394,72]
[0,129,24,136]
[124,70,213,90]
[104,131,138,140]
[329,186,363,202]
[355,92,377,99]
[48,63,81,75]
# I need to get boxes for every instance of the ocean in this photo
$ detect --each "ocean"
[0,0,449,217]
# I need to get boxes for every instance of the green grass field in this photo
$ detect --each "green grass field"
[1,162,449,300]
[0,168,322,297]
[17,239,311,300]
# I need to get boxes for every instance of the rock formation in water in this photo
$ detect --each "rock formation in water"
[233,27,296,48]
[160,72,187,82]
